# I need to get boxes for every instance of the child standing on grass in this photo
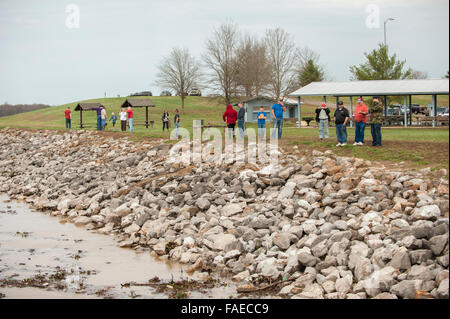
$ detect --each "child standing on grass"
[257,106,267,138]
[109,112,118,131]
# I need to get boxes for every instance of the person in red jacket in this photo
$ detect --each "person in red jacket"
[223,104,237,138]
[64,106,71,129]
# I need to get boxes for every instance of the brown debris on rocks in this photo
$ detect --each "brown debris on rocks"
[0,128,448,299]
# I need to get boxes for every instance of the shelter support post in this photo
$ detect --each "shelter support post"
[349,96,353,128]
[297,96,301,128]
[403,96,408,128]
[383,96,388,116]
[432,94,437,127]
[80,110,83,129]
[336,96,339,108]
[145,106,149,128]
[409,95,412,126]
[323,96,327,103]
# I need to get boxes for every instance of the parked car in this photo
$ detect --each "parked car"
[426,104,449,116]
[176,91,189,96]
[189,88,202,96]
[386,104,403,116]
[129,91,152,97]
[160,90,172,96]
[410,104,429,115]
[438,107,449,116]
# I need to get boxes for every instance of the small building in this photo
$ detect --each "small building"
[121,98,156,128]
[74,102,104,129]
[233,97,301,123]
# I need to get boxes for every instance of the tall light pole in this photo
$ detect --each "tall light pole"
[384,18,395,47]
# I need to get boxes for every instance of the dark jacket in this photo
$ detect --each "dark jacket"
[334,107,350,125]
[223,104,237,124]
[237,107,245,121]
[315,107,331,122]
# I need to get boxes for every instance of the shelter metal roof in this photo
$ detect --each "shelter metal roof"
[121,98,156,108]
[288,79,449,97]
[232,96,300,107]
[74,103,103,111]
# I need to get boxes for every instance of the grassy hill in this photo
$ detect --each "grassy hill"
[0,95,448,170]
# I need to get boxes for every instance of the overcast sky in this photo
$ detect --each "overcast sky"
[0,0,448,105]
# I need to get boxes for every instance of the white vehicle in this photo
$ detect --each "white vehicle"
[189,88,202,96]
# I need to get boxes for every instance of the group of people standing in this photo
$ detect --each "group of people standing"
[222,98,286,139]
[315,96,384,146]
[161,109,181,137]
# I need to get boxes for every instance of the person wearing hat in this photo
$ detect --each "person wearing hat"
[315,102,331,140]
[369,96,384,146]
[353,97,368,145]
[334,101,349,146]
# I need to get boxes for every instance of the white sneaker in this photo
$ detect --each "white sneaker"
[341,143,347,146]
[353,142,358,146]
[358,142,364,145]
[336,143,342,147]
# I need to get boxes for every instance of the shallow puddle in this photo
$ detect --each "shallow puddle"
[0,194,237,299]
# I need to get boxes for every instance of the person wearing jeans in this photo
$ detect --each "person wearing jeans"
[91,106,103,130]
[64,107,71,129]
[315,103,330,140]
[174,108,180,138]
[126,106,133,132]
[334,101,349,146]
[257,106,267,138]
[369,96,384,146]
[271,99,286,139]
[354,97,368,145]
[237,102,245,138]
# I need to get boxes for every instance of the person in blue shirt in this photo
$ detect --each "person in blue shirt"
[91,106,103,131]
[257,106,267,138]
[271,99,286,139]
[109,112,118,131]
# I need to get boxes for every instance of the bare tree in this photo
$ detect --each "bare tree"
[235,33,271,97]
[263,27,297,99]
[296,46,320,72]
[155,47,201,109]
[203,22,240,105]
[408,70,428,79]
[295,46,325,87]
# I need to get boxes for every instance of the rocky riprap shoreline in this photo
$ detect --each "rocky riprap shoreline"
[0,127,448,299]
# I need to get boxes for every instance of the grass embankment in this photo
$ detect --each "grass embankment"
[0,95,448,170]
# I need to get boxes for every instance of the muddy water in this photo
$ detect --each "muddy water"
[0,194,237,299]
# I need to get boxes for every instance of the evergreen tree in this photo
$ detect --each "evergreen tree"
[349,43,413,80]
[299,59,324,87]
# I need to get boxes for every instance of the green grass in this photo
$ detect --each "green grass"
[0,95,448,170]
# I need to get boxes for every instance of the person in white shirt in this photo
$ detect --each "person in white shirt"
[101,107,107,130]
[119,108,127,132]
